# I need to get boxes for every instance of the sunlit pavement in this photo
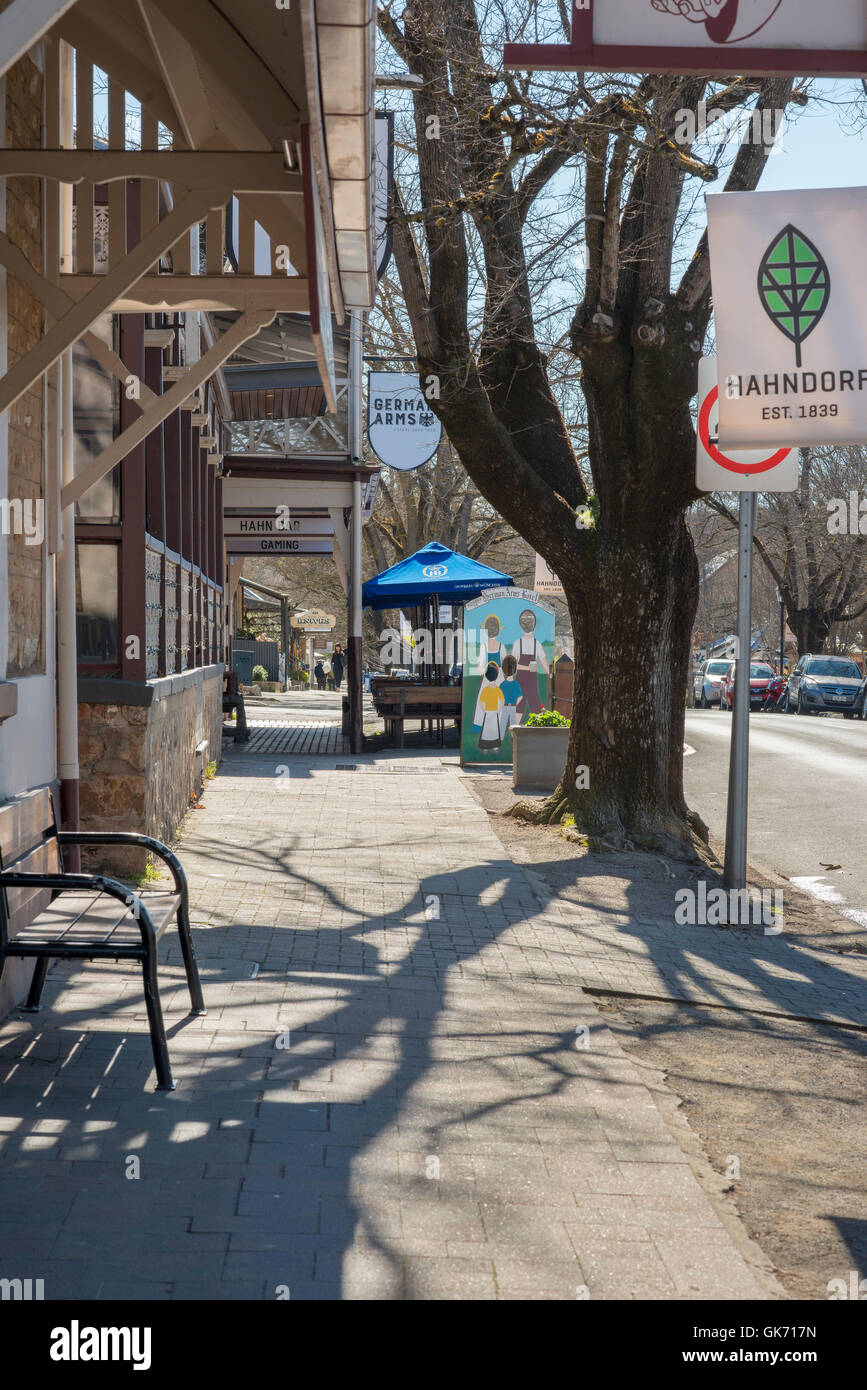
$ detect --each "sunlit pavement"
[685,710,867,929]
[0,743,803,1301]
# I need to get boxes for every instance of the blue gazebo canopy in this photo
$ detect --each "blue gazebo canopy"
[362,542,513,611]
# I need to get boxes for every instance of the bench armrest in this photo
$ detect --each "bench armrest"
[56,832,189,905]
[0,870,158,942]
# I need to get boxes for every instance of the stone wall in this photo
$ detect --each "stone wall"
[77,664,224,877]
[5,55,44,678]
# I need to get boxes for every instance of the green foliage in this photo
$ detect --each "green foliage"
[525,709,570,727]
[205,761,217,780]
[133,858,164,888]
[251,664,269,682]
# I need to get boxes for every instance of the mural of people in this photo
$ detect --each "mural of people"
[512,609,550,715]
[477,662,505,752]
[460,588,555,767]
[498,654,523,741]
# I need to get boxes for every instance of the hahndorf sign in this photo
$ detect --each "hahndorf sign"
[367,372,442,472]
[708,188,867,449]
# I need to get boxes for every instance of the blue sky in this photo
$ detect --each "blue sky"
[727,80,864,191]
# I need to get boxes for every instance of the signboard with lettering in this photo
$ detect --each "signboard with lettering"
[291,610,337,631]
[367,372,442,471]
[534,553,565,597]
[223,515,334,537]
[708,187,867,449]
[225,537,333,556]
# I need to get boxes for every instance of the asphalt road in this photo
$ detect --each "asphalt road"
[684,709,867,930]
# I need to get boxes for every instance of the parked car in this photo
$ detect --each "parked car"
[786,654,864,717]
[692,658,731,708]
[720,661,775,711]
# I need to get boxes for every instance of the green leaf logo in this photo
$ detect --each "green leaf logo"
[757,225,830,368]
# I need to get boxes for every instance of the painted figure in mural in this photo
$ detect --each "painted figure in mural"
[483,614,506,666]
[498,654,523,741]
[649,1,783,44]
[477,662,505,752]
[512,609,549,715]
[472,614,506,729]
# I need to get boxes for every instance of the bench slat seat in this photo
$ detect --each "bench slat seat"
[0,789,205,1091]
[11,892,182,952]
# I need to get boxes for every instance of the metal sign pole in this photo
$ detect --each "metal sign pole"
[723,491,757,892]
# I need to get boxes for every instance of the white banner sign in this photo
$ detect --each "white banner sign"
[223,515,334,537]
[534,553,565,596]
[696,356,796,492]
[595,1,867,51]
[225,537,333,555]
[368,372,442,471]
[708,187,867,449]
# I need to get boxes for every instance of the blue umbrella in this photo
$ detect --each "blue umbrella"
[362,542,513,610]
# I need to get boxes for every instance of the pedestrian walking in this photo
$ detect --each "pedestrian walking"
[314,660,326,691]
[331,644,345,689]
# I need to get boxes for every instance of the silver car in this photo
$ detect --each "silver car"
[786,655,864,717]
[692,658,730,708]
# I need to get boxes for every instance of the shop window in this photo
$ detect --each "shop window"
[75,543,118,663]
[73,312,120,523]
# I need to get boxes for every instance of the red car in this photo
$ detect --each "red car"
[720,661,775,711]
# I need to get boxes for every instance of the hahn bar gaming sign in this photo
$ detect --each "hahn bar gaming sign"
[504,0,867,76]
[367,372,442,471]
[707,188,867,449]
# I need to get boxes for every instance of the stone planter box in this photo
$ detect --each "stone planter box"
[511,725,570,792]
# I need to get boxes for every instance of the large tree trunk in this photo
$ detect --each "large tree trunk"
[789,607,831,656]
[550,521,699,850]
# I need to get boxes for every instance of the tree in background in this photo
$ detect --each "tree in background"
[707,447,867,657]
[378,0,806,849]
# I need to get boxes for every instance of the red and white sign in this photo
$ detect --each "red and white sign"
[505,0,867,77]
[696,357,796,492]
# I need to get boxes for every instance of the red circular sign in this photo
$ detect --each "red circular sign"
[698,386,791,476]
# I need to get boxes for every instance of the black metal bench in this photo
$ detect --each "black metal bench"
[0,788,205,1091]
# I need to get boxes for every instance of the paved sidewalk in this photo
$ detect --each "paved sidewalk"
[0,747,817,1300]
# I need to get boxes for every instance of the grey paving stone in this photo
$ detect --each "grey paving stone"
[1,748,826,1303]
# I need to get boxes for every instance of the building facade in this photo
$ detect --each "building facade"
[0,1,377,1010]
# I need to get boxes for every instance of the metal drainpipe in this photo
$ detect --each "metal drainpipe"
[349,310,364,753]
[57,42,80,866]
